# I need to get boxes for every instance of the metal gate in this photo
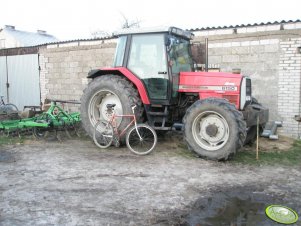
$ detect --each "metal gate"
[0,54,40,109]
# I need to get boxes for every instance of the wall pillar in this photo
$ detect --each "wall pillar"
[278,38,301,138]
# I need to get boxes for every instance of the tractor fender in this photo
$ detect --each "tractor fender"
[87,67,150,104]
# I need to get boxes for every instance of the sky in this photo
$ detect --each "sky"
[1,0,300,41]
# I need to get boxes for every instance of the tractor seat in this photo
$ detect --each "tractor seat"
[106,104,116,109]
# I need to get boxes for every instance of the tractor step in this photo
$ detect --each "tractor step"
[148,111,169,116]
[146,105,171,129]
[153,126,172,130]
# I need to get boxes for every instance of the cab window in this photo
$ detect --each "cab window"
[128,34,168,100]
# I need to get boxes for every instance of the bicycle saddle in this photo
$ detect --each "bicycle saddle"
[106,104,116,109]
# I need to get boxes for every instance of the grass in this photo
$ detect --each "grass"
[0,135,25,146]
[232,140,301,165]
[1,131,300,166]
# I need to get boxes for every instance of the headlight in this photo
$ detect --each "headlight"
[240,77,252,110]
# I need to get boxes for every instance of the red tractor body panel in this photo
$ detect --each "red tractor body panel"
[178,72,243,108]
[88,67,150,104]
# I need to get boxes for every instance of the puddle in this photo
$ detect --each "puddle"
[158,186,299,226]
[182,196,270,226]
[0,150,16,163]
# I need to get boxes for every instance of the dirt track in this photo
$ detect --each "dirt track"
[0,133,300,225]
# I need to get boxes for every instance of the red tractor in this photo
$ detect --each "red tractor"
[81,27,268,160]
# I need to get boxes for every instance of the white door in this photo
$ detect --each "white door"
[0,56,7,102]
[7,54,40,109]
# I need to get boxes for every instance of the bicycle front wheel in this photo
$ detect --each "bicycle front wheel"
[93,120,114,148]
[126,124,157,155]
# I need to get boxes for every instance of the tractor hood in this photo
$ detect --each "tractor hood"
[178,71,242,94]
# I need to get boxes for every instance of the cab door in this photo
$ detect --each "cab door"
[167,40,194,104]
[127,34,169,103]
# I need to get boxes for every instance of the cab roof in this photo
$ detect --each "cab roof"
[113,26,194,40]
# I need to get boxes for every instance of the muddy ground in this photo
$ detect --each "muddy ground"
[0,132,300,226]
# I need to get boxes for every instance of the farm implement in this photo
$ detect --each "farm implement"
[0,100,81,139]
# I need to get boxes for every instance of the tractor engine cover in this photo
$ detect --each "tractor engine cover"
[178,72,242,109]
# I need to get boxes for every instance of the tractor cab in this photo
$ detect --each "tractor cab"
[113,27,194,105]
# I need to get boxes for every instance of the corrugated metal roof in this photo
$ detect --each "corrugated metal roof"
[1,27,59,47]
[46,19,301,46]
[2,19,300,49]
[39,35,115,46]
[189,19,301,31]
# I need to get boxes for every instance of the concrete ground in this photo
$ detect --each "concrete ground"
[0,133,300,226]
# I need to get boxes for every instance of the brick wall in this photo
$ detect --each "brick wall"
[278,38,301,138]
[39,39,116,112]
[205,39,280,120]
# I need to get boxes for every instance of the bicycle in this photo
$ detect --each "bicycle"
[93,104,157,155]
[0,96,19,120]
[0,96,19,113]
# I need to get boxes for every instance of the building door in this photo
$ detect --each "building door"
[0,54,40,109]
[0,56,8,101]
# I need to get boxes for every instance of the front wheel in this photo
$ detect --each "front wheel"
[126,124,157,155]
[93,120,114,148]
[183,98,246,160]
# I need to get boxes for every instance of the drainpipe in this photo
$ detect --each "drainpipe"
[5,50,9,102]
[296,47,301,139]
[38,53,42,106]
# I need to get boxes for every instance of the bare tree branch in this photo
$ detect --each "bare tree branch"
[90,30,111,39]
[119,12,141,29]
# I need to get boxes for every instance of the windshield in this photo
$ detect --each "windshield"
[167,36,193,73]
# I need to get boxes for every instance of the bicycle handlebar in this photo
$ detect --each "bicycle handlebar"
[105,103,137,113]
[131,105,137,111]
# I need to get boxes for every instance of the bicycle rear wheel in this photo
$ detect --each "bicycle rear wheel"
[126,124,157,155]
[93,120,114,148]
[3,104,19,113]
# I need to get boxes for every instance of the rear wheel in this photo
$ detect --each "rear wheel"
[80,75,143,140]
[0,104,19,120]
[183,98,246,160]
[93,120,114,148]
[1,104,19,113]
[126,124,157,155]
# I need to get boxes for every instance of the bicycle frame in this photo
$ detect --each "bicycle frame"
[0,96,5,106]
[109,113,136,138]
[105,104,144,141]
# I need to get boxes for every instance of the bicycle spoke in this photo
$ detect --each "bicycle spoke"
[93,120,114,148]
[126,124,157,155]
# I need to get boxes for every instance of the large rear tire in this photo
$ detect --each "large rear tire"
[183,98,246,160]
[80,75,142,139]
